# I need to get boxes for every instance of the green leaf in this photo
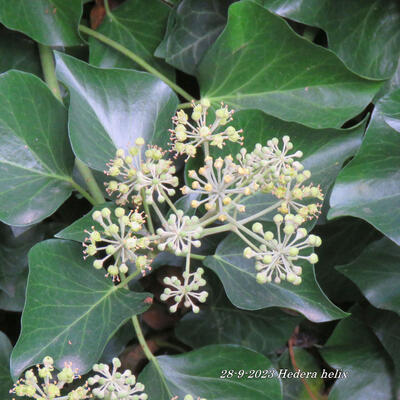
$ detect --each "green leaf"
[55,203,117,243]
[139,344,282,400]
[278,348,324,400]
[328,88,400,245]
[197,2,381,129]
[0,71,74,226]
[155,0,234,75]
[320,314,394,400]
[0,332,12,399]
[10,239,151,379]
[176,276,301,354]
[336,238,400,315]
[204,233,347,323]
[55,52,179,171]
[210,109,364,220]
[0,0,82,46]
[257,0,400,80]
[89,0,174,80]
[0,27,41,76]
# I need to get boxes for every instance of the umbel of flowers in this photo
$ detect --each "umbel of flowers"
[83,99,323,314]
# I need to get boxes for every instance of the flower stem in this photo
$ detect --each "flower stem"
[132,316,173,397]
[78,24,193,102]
[177,102,193,109]
[38,44,106,206]
[141,190,155,234]
[190,253,206,260]
[104,0,112,18]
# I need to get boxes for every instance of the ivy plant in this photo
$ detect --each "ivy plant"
[0,1,399,400]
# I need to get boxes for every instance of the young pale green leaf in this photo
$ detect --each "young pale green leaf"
[320,315,394,400]
[198,2,381,129]
[55,203,117,243]
[55,53,179,171]
[0,332,13,399]
[336,238,400,316]
[0,0,82,46]
[155,0,234,75]
[257,0,400,80]
[0,71,74,226]
[10,239,151,380]
[204,233,347,323]
[89,0,174,79]
[139,344,282,400]
[176,277,301,354]
[0,28,41,76]
[328,88,400,245]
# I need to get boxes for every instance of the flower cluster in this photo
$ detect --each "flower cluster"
[243,215,321,285]
[170,100,243,158]
[161,268,208,313]
[105,138,178,205]
[156,211,203,256]
[88,358,147,400]
[84,207,151,278]
[10,356,88,400]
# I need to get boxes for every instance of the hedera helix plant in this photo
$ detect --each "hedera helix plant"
[1,1,400,400]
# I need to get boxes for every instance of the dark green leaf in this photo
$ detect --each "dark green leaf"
[55,52,179,171]
[257,0,400,80]
[89,0,174,79]
[155,0,234,75]
[0,28,41,76]
[0,71,74,226]
[176,276,300,354]
[100,322,133,363]
[320,314,394,400]
[0,332,12,399]
[197,2,381,129]
[329,88,400,244]
[0,0,82,46]
[139,344,282,400]
[10,239,151,379]
[337,238,400,315]
[204,233,347,322]
[55,203,117,243]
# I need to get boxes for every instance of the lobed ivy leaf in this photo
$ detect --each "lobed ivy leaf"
[320,313,394,400]
[0,71,74,226]
[89,0,174,80]
[176,276,301,354]
[155,0,235,75]
[204,233,347,323]
[55,52,179,171]
[0,0,82,47]
[139,344,282,400]
[328,88,400,245]
[0,332,12,399]
[10,240,151,379]
[257,0,400,80]
[197,1,382,129]
[336,238,400,316]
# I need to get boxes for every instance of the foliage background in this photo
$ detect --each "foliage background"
[0,0,399,399]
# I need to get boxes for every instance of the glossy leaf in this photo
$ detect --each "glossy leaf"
[204,233,347,323]
[0,0,82,46]
[320,315,394,400]
[55,203,117,243]
[0,28,41,76]
[337,238,400,315]
[155,0,234,75]
[139,344,282,400]
[55,52,179,171]
[89,0,174,79]
[10,240,151,379]
[197,2,381,129]
[176,276,300,354]
[258,0,400,80]
[0,71,74,226]
[0,332,12,399]
[329,88,400,245]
